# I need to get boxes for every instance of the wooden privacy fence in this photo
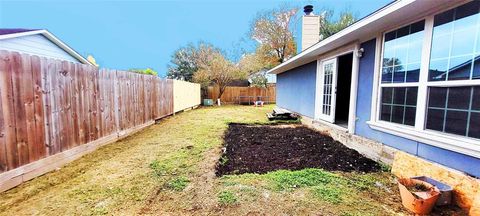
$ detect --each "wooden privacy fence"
[206,85,276,104]
[0,50,182,191]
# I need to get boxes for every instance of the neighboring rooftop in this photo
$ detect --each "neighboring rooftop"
[0,28,39,35]
[0,28,92,65]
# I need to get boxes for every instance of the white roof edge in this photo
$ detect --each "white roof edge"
[0,29,93,65]
[268,0,414,75]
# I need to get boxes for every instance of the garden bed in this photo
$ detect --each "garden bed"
[216,123,382,176]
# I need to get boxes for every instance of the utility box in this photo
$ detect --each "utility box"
[203,99,213,106]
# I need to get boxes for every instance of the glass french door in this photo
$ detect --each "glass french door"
[318,58,338,123]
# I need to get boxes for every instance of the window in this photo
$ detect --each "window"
[379,20,425,126]
[380,87,418,126]
[322,62,334,116]
[382,20,424,83]
[425,1,480,138]
[372,1,480,154]
[429,2,480,81]
[426,87,479,138]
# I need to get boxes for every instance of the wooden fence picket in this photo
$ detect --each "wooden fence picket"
[207,85,276,104]
[0,50,181,176]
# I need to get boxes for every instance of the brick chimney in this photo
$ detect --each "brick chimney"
[301,5,320,51]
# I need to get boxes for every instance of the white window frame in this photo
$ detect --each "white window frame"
[367,11,480,159]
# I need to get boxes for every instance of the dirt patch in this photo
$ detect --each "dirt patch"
[216,123,381,176]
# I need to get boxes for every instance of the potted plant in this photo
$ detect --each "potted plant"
[398,178,441,215]
[412,176,452,206]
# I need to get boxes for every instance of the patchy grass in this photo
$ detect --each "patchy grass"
[0,105,463,215]
[217,191,237,205]
[264,168,341,191]
[166,176,190,191]
[311,184,343,204]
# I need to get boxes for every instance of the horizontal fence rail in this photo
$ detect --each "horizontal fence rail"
[0,50,200,191]
[207,85,276,104]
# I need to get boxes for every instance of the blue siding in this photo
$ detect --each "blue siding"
[277,61,317,118]
[355,39,480,177]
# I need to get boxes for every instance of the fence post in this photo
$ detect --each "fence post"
[113,70,120,137]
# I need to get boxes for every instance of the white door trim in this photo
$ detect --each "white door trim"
[348,43,361,134]
[315,45,358,134]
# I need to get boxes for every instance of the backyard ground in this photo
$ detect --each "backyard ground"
[0,105,466,215]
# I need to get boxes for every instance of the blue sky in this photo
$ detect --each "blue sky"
[0,0,390,77]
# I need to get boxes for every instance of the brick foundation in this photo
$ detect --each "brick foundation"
[301,116,397,165]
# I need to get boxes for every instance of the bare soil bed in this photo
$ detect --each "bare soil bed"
[216,123,381,176]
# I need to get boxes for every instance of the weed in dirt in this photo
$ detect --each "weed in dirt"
[311,185,343,204]
[149,160,169,177]
[348,174,380,191]
[264,169,342,191]
[219,155,229,166]
[263,169,347,204]
[218,191,237,205]
[166,176,190,191]
[379,162,392,172]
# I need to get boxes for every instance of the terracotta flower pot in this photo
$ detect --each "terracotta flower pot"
[398,178,441,215]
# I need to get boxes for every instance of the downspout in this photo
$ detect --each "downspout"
[348,42,361,134]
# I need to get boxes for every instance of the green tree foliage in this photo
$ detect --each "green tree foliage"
[167,44,197,81]
[249,71,269,88]
[167,42,220,82]
[129,68,158,76]
[319,10,357,40]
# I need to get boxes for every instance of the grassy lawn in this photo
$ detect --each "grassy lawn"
[0,105,409,215]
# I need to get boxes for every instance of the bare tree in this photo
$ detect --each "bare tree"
[250,7,298,67]
[193,52,246,100]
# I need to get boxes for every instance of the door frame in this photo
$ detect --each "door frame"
[314,42,360,134]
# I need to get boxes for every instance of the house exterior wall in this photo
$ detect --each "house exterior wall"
[0,34,80,63]
[355,39,480,177]
[276,61,317,118]
[275,38,480,177]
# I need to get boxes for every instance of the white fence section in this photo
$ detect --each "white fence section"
[173,80,201,113]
